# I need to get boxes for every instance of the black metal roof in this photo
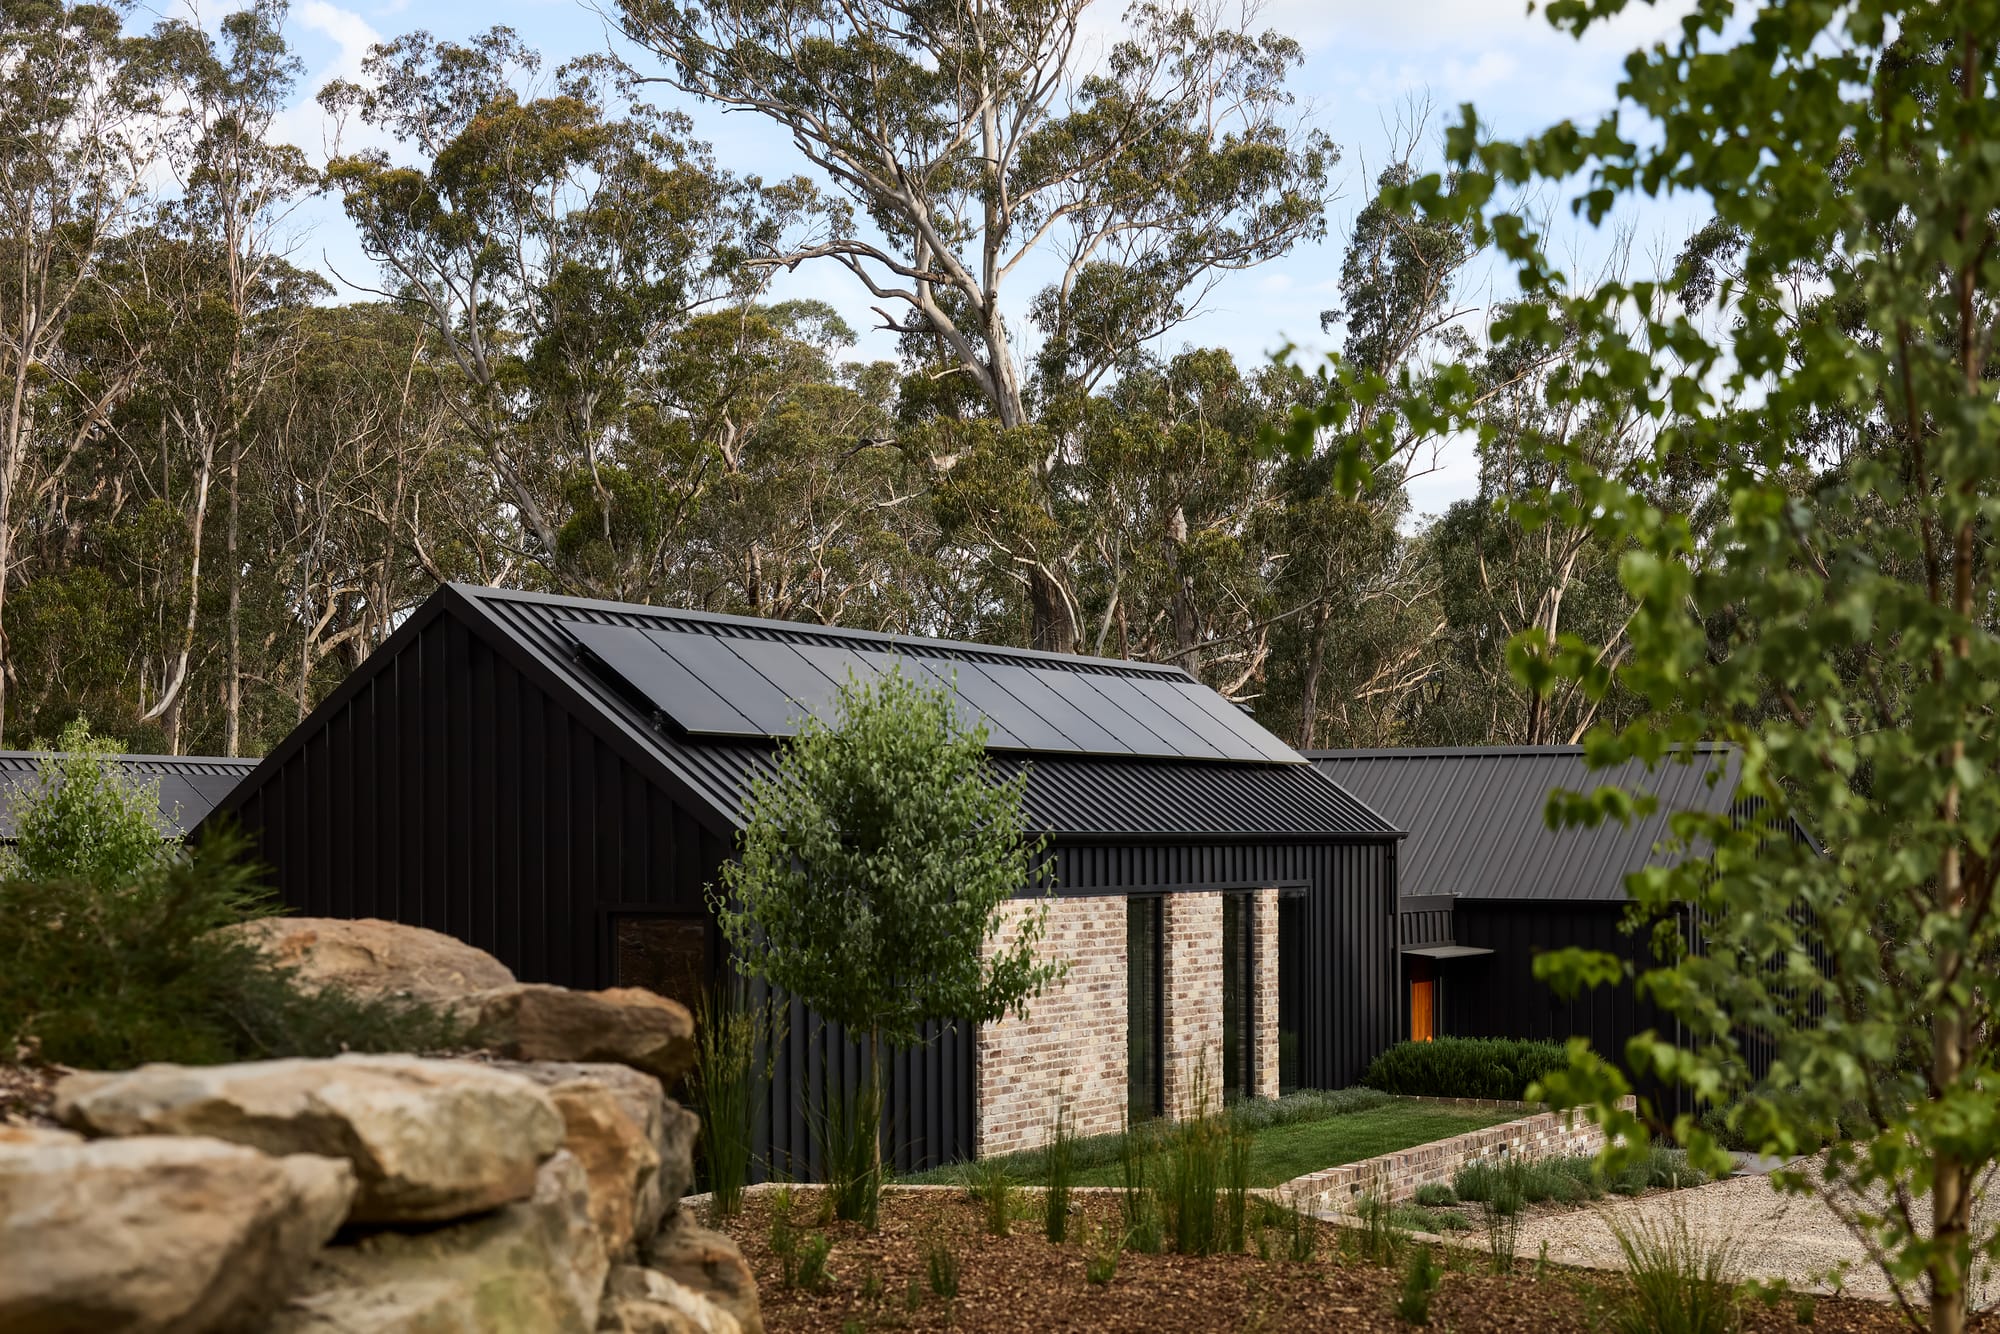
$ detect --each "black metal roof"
[450,584,1397,843]
[0,752,258,840]
[1308,745,1743,902]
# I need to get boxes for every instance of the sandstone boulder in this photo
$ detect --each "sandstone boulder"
[467,986,695,1084]
[642,1213,762,1334]
[272,1151,607,1334]
[55,1054,563,1224]
[495,1062,696,1251]
[0,1132,353,1334]
[223,917,514,1005]
[597,1265,741,1334]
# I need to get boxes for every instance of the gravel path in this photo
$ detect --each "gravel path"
[1493,1164,2000,1306]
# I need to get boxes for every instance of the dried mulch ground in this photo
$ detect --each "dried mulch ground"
[712,1188,1997,1333]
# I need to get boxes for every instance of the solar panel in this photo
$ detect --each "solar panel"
[923,659,1077,752]
[561,619,1302,763]
[1027,668,1175,755]
[569,621,759,734]
[1164,681,1299,762]
[1086,676,1228,759]
[643,631,803,734]
[720,639,848,727]
[847,651,1026,747]
[980,663,1134,754]
[1131,678,1261,761]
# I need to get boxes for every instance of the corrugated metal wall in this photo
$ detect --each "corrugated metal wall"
[225,610,730,989]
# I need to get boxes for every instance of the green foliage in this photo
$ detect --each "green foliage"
[1085,1224,1120,1285]
[815,1079,882,1229]
[1361,1038,1570,1101]
[692,982,784,1220]
[1291,0,2000,1325]
[1117,1119,1163,1255]
[1608,1213,1741,1334]
[1042,1104,1076,1245]
[0,805,458,1069]
[967,1158,1013,1237]
[795,1233,832,1292]
[1412,1183,1457,1209]
[1396,1246,1442,1326]
[715,667,1059,1051]
[7,719,173,888]
[923,1235,959,1299]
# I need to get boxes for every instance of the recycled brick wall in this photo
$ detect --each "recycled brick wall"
[975,895,1128,1156]
[1276,1098,1637,1215]
[1163,892,1224,1117]
[1254,888,1280,1099]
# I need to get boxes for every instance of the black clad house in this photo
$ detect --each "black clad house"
[201,583,1403,1172]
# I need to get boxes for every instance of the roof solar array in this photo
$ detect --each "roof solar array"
[562,619,1297,764]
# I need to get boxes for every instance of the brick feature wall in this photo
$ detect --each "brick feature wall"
[1162,892,1224,1117]
[976,896,1128,1156]
[1253,888,1281,1100]
[1277,1099,1635,1215]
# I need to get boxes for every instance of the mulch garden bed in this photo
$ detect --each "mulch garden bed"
[711,1187,1994,1333]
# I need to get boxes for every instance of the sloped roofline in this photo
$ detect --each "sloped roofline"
[457,582,1196,679]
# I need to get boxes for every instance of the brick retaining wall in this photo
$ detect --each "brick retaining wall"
[1277,1097,1636,1216]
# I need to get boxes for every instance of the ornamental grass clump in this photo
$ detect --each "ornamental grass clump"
[692,981,783,1220]
[1043,1102,1077,1244]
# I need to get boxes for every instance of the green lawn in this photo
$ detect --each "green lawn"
[1055,1100,1521,1190]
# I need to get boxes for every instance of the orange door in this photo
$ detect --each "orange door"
[1409,957,1436,1042]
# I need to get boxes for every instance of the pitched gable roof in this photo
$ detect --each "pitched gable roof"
[207,584,1396,845]
[0,752,258,840]
[1309,745,1744,902]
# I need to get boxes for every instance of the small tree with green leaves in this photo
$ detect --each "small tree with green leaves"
[1281,2,2000,1329]
[7,718,174,887]
[713,667,1061,1213]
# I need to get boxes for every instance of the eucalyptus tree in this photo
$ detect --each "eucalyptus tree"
[0,0,168,745]
[1285,2,2000,1328]
[614,0,1334,650]
[320,28,787,592]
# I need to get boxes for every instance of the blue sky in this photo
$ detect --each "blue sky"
[248,0,1708,517]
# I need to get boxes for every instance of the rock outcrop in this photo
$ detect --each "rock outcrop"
[223,917,516,1005]
[0,1131,353,1334]
[642,1213,764,1334]
[270,1151,608,1334]
[4,928,750,1334]
[54,1054,565,1224]
[494,1061,695,1259]
[467,985,697,1084]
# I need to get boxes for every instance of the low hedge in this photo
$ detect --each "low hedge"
[1359,1037,1569,1101]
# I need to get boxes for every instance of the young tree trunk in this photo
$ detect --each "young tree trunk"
[225,441,241,755]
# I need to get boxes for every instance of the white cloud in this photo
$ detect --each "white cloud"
[269,1,384,166]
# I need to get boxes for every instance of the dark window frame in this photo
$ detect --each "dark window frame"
[1127,894,1165,1121]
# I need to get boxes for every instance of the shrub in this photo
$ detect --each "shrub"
[817,1078,882,1228]
[967,1157,1013,1236]
[693,982,783,1220]
[1085,1224,1120,1285]
[796,1232,833,1291]
[1608,1211,1740,1334]
[1609,1146,1709,1196]
[1360,1037,1569,1101]
[1412,1183,1457,1208]
[1043,1102,1076,1244]
[0,817,460,1070]
[1396,1246,1441,1325]
[924,1235,960,1299]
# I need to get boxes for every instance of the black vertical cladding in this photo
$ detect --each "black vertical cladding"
[222,612,713,992]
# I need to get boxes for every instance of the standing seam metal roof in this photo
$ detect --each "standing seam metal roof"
[0,752,259,840]
[1308,746,1740,902]
[458,585,1397,842]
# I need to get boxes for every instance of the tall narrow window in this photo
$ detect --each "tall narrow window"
[1221,892,1255,1100]
[1127,895,1163,1121]
[1277,891,1306,1094]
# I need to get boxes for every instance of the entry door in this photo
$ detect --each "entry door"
[1409,956,1436,1043]
[1220,892,1254,1100]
